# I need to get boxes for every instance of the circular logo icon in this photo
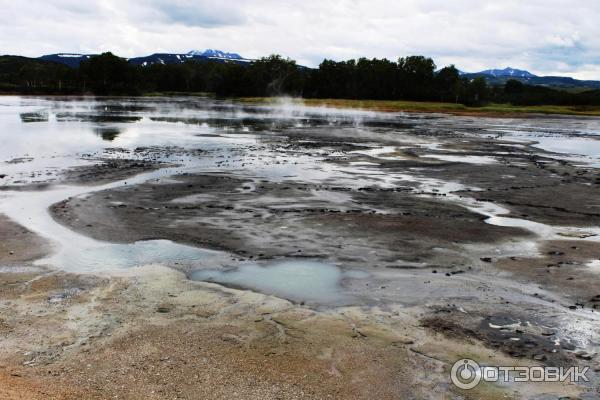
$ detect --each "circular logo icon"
[450,359,481,390]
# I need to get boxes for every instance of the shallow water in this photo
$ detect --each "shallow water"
[190,260,364,305]
[0,173,232,272]
[530,136,600,157]
[41,239,223,272]
[588,260,600,273]
[0,96,405,274]
[421,154,498,164]
[1,95,600,282]
[483,121,600,167]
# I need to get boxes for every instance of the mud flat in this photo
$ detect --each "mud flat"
[1,96,599,399]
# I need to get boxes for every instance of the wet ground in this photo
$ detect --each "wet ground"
[1,96,600,399]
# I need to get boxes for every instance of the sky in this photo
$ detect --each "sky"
[1,0,600,79]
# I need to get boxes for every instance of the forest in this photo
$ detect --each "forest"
[2,52,600,107]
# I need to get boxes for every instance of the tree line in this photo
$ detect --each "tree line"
[1,52,600,107]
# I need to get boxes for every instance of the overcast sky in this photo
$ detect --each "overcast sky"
[1,0,599,79]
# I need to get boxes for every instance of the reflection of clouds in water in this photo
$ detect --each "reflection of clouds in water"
[2,96,600,278]
[479,119,600,166]
[530,136,600,157]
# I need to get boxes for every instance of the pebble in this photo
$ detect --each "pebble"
[156,304,173,313]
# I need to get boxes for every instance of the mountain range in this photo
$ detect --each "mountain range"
[40,49,252,68]
[37,51,600,90]
[461,67,600,90]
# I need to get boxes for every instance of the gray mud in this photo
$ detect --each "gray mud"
[2,96,600,398]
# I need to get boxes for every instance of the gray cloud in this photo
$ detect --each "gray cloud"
[0,0,599,79]
[147,1,246,28]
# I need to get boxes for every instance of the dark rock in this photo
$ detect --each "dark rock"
[156,304,173,313]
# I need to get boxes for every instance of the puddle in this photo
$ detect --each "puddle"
[395,169,600,250]
[0,165,234,273]
[190,260,363,305]
[422,154,497,164]
[39,239,223,272]
[488,315,521,329]
[489,123,600,167]
[457,190,600,242]
[348,161,380,166]
[529,136,600,158]
[350,145,403,160]
[0,265,44,273]
[587,260,600,273]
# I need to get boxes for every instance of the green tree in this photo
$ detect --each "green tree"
[504,79,525,94]
[248,55,303,96]
[435,65,463,103]
[465,77,489,105]
[397,56,436,100]
[80,52,140,95]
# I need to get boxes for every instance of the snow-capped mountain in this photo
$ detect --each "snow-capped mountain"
[460,67,600,89]
[39,50,251,68]
[39,53,93,68]
[128,53,195,66]
[128,50,251,66]
[475,67,537,78]
[187,49,243,60]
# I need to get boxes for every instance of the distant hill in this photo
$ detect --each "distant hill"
[461,67,600,90]
[39,53,93,68]
[40,50,252,68]
[473,67,536,79]
[188,49,244,60]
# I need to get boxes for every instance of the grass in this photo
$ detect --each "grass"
[239,97,600,117]
[4,91,599,116]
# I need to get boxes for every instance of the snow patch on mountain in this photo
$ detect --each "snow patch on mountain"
[54,53,90,58]
[187,49,243,60]
[476,67,537,78]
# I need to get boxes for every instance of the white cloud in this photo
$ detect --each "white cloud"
[0,0,599,79]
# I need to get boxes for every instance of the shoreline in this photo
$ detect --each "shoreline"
[3,92,600,117]
[240,97,600,118]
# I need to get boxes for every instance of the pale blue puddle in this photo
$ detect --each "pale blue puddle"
[504,134,600,168]
[190,260,367,305]
[37,239,225,272]
[531,136,600,158]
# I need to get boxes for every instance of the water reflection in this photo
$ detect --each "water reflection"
[20,111,49,123]
[93,127,122,141]
[1,95,600,277]
[55,112,142,123]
